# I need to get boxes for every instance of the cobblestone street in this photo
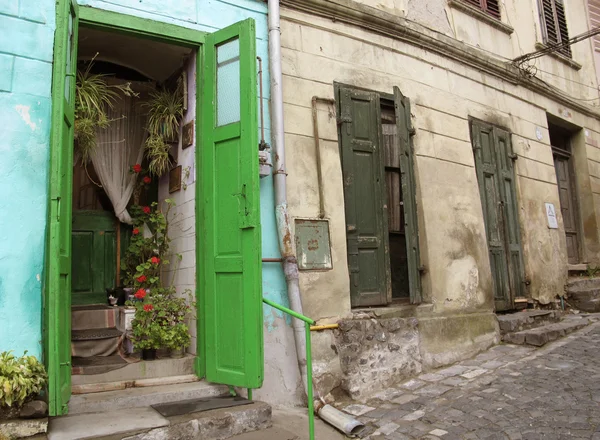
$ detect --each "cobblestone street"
[339,319,600,440]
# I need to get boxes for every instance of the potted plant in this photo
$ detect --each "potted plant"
[0,351,47,420]
[143,83,183,177]
[122,195,192,359]
[128,292,163,360]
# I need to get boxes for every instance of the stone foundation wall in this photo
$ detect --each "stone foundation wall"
[318,312,499,400]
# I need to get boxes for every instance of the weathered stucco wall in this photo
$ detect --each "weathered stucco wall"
[0,0,56,360]
[280,0,600,396]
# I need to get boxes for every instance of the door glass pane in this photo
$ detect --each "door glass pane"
[216,38,240,126]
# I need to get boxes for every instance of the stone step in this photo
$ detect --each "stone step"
[72,354,195,386]
[502,316,590,347]
[497,310,562,335]
[68,381,229,415]
[49,400,271,440]
[566,277,600,292]
[566,285,600,312]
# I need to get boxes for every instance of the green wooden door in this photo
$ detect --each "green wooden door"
[199,19,263,388]
[471,121,523,311]
[45,0,78,416]
[393,87,422,304]
[339,87,391,307]
[72,211,117,305]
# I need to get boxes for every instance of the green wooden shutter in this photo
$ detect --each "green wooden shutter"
[494,128,525,301]
[471,121,521,311]
[200,19,263,388]
[339,87,391,307]
[393,87,422,304]
[45,0,78,416]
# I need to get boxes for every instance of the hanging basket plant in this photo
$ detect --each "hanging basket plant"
[143,81,184,177]
[74,59,137,163]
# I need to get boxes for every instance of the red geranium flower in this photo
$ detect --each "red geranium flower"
[143,176,151,184]
[142,206,151,214]
[151,256,160,265]
[136,275,147,283]
[134,288,146,299]
[143,304,154,312]
[132,164,142,173]
[133,228,140,235]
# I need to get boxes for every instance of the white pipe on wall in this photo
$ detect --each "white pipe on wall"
[267,0,310,398]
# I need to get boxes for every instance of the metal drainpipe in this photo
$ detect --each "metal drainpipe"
[267,6,366,435]
[267,0,310,398]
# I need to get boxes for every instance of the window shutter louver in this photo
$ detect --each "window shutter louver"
[461,0,501,19]
[541,0,572,57]
[589,0,600,52]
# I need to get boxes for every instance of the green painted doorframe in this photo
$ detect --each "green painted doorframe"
[45,5,208,415]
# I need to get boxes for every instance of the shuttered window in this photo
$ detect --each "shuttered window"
[462,0,501,19]
[589,0,600,53]
[540,0,572,57]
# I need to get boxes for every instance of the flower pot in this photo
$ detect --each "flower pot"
[142,348,157,361]
[170,347,185,359]
[157,347,170,359]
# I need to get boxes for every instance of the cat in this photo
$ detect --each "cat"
[106,287,128,306]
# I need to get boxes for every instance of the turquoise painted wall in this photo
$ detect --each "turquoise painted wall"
[0,0,56,360]
[0,0,289,361]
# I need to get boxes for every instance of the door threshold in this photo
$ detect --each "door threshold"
[72,373,199,395]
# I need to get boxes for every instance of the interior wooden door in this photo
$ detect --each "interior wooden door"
[71,211,118,305]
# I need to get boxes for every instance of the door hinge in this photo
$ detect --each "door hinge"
[51,197,61,222]
[418,265,428,275]
[508,153,518,161]
[409,127,417,137]
[472,141,481,151]
[337,115,352,125]
[60,361,71,366]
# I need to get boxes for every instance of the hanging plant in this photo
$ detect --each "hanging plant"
[143,80,183,176]
[144,84,184,143]
[74,58,137,163]
[145,135,172,177]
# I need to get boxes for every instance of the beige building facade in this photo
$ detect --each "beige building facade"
[278,0,600,398]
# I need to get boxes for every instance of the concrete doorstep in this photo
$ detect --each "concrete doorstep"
[48,401,271,440]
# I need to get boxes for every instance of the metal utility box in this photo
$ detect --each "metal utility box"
[295,219,332,270]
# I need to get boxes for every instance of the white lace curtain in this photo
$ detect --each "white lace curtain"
[91,83,148,224]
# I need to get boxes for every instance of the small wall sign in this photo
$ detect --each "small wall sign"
[182,120,194,149]
[545,203,558,229]
[169,165,182,193]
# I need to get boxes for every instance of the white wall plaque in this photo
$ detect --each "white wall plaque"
[545,203,558,229]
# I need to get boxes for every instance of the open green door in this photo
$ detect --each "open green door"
[45,0,78,416]
[199,19,263,388]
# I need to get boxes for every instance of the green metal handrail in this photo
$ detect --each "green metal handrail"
[263,297,316,440]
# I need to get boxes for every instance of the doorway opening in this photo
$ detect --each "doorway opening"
[549,121,582,265]
[70,25,195,377]
[381,102,410,300]
[336,85,421,308]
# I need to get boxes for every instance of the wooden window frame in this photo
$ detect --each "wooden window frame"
[539,0,572,58]
[460,0,501,19]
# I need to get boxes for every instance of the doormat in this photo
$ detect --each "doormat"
[151,396,252,418]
